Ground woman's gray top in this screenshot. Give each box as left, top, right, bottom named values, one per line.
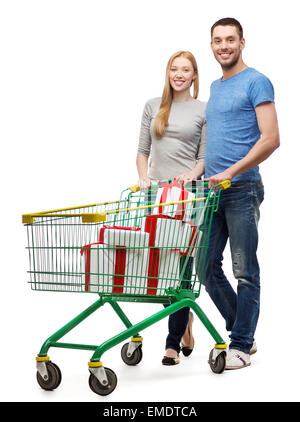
left=137, top=97, right=206, bottom=181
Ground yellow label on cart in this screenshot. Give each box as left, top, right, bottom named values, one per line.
left=22, top=215, right=35, bottom=224
left=88, top=361, right=103, bottom=368
left=81, top=213, right=106, bottom=223
left=129, top=185, right=140, bottom=193
left=215, top=344, right=227, bottom=349
left=36, top=356, right=50, bottom=362
left=220, top=180, right=231, bottom=190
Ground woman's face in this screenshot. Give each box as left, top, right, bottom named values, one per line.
left=169, top=57, right=195, bottom=93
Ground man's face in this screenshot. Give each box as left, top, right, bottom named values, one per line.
left=211, top=25, right=245, bottom=69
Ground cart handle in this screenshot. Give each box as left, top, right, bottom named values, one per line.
left=215, top=180, right=231, bottom=190
left=22, top=198, right=206, bottom=224
left=22, top=180, right=231, bottom=224
left=128, top=179, right=231, bottom=193
left=129, top=184, right=140, bottom=193
left=22, top=200, right=120, bottom=224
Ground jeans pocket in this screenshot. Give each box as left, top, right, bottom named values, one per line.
left=250, top=184, right=264, bottom=226
left=254, top=183, right=264, bottom=205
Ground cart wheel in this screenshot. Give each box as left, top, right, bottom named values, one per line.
left=36, top=361, right=62, bottom=390
left=208, top=349, right=226, bottom=374
left=121, top=342, right=143, bottom=366
left=89, top=367, right=117, bottom=396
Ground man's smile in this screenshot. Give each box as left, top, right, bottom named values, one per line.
left=219, top=52, right=232, bottom=59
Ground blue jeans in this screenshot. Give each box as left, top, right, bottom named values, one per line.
left=200, top=180, right=264, bottom=354
left=164, top=306, right=190, bottom=353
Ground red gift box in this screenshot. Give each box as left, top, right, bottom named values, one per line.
left=81, top=222, right=189, bottom=296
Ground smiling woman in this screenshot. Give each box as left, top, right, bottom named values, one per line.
left=169, top=57, right=196, bottom=98
left=136, top=51, right=205, bottom=189
left=153, top=51, right=199, bottom=140
left=135, top=50, right=207, bottom=365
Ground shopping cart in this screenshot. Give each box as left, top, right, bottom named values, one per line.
left=22, top=179, right=230, bottom=396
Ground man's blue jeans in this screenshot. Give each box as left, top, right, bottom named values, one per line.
left=200, top=180, right=264, bottom=354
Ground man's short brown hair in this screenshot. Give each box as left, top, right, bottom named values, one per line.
left=211, top=18, right=243, bottom=40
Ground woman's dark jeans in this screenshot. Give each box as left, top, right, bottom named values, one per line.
left=164, top=256, right=193, bottom=353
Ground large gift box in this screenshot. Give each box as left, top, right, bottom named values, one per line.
left=81, top=225, right=182, bottom=295
left=143, top=214, right=199, bottom=294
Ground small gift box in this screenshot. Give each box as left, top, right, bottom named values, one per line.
left=99, top=225, right=148, bottom=247
left=153, top=179, right=195, bottom=221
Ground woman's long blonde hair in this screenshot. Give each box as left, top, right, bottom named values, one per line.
left=153, top=51, right=199, bottom=139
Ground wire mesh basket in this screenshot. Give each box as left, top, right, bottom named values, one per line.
left=23, top=180, right=224, bottom=302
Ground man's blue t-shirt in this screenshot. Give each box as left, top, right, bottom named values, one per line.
left=205, top=67, right=275, bottom=182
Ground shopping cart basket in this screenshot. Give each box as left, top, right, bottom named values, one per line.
left=22, top=179, right=231, bottom=396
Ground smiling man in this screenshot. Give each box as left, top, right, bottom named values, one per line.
left=202, top=18, right=280, bottom=369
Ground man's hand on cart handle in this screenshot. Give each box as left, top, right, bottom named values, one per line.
left=204, top=170, right=233, bottom=190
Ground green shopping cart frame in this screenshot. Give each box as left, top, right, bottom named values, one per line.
left=22, top=179, right=230, bottom=396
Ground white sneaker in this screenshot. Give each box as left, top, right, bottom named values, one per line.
left=225, top=349, right=251, bottom=370
left=250, top=341, right=257, bottom=355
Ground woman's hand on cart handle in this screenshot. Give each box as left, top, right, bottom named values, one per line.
left=176, top=172, right=197, bottom=186
left=138, top=176, right=151, bottom=191
left=177, top=161, right=205, bottom=186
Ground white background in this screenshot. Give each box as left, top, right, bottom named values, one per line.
left=0, top=0, right=298, bottom=403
